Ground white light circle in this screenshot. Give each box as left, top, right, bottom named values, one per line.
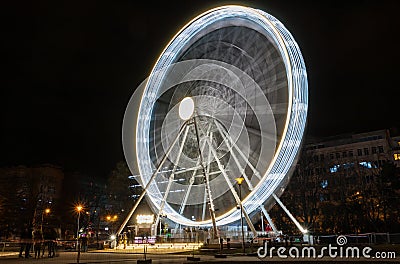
left=178, top=97, right=194, bottom=120
left=122, top=5, right=308, bottom=227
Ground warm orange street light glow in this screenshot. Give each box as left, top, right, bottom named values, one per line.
left=75, top=204, right=84, bottom=251
left=76, top=205, right=83, bottom=212
left=45, top=208, right=50, bottom=214
left=113, top=215, right=118, bottom=220
left=106, top=215, right=111, bottom=221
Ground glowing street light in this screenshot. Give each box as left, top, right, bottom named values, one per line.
left=41, top=208, right=51, bottom=233
left=235, top=177, right=245, bottom=185
left=75, top=204, right=84, bottom=251
left=235, top=177, right=245, bottom=254
left=106, top=214, right=118, bottom=237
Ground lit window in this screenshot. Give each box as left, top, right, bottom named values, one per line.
left=359, top=161, right=373, bottom=169
left=394, top=153, right=400, bottom=161
left=320, top=180, right=328, bottom=189
left=330, top=165, right=339, bottom=173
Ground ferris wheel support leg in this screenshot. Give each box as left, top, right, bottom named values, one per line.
left=116, top=121, right=189, bottom=236
left=199, top=124, right=258, bottom=238
left=174, top=123, right=211, bottom=231
left=193, top=116, right=219, bottom=239
left=260, top=206, right=278, bottom=234
left=214, top=120, right=253, bottom=190
left=155, top=125, right=190, bottom=229
left=214, top=119, right=262, bottom=180
left=201, top=187, right=207, bottom=221
left=177, top=123, right=212, bottom=216
left=202, top=130, right=215, bottom=225
left=272, top=193, right=307, bottom=234
left=173, top=123, right=212, bottom=232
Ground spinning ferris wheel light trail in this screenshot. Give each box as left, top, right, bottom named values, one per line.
left=119, top=5, right=308, bottom=238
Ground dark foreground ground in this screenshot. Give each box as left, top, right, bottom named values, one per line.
left=0, top=243, right=398, bottom=263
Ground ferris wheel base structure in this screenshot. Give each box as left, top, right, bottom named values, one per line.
left=119, top=5, right=308, bottom=238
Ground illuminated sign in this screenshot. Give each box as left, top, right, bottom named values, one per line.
left=136, top=214, right=154, bottom=224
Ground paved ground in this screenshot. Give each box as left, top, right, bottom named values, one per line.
left=0, top=250, right=398, bottom=263
left=0, top=244, right=398, bottom=263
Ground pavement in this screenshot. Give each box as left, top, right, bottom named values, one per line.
left=1, top=250, right=398, bottom=264
left=0, top=245, right=398, bottom=263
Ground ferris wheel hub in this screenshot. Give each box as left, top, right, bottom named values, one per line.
left=179, top=97, right=195, bottom=120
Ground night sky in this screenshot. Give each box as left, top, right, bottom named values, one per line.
left=2, top=0, right=399, bottom=179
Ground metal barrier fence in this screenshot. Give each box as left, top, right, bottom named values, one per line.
left=318, top=233, right=400, bottom=245
left=1, top=241, right=20, bottom=252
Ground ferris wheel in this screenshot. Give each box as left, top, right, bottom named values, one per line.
left=119, top=5, right=308, bottom=236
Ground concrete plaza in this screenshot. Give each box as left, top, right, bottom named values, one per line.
left=0, top=246, right=398, bottom=264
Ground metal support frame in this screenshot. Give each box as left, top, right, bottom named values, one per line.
left=214, top=120, right=253, bottom=190
left=214, top=120, right=261, bottom=180
left=154, top=125, right=190, bottom=229
left=178, top=123, right=211, bottom=215
left=272, top=193, right=307, bottom=234
left=119, top=114, right=305, bottom=239
left=260, top=205, right=278, bottom=234
left=215, top=119, right=304, bottom=236
left=201, top=187, right=207, bottom=221
left=197, top=121, right=258, bottom=237
left=203, top=130, right=214, bottom=226
left=173, top=123, right=210, bottom=233
left=116, top=121, right=188, bottom=235
left=193, top=116, right=219, bottom=238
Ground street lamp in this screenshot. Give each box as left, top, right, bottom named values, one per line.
left=41, top=208, right=51, bottom=233
left=106, top=214, right=118, bottom=248
left=106, top=215, right=118, bottom=232
left=76, top=205, right=83, bottom=250
left=235, top=177, right=245, bottom=254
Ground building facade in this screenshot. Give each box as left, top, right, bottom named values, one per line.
left=270, top=129, right=400, bottom=235
left=0, top=164, right=64, bottom=239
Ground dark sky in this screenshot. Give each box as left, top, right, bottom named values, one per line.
left=2, top=0, right=399, bottom=179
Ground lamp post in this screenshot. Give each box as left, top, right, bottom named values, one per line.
left=235, top=177, right=245, bottom=255
left=106, top=215, right=118, bottom=233
left=75, top=205, right=84, bottom=264
left=41, top=208, right=51, bottom=233
left=106, top=214, right=118, bottom=248
left=76, top=205, right=83, bottom=250
left=159, top=216, right=162, bottom=237
left=260, top=208, right=264, bottom=233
